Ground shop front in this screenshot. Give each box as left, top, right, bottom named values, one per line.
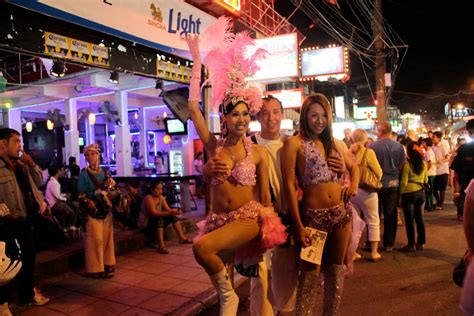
left=0, top=0, right=219, bottom=175
left=0, top=0, right=219, bottom=211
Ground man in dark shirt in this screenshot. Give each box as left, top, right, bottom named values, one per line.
left=369, top=122, right=406, bottom=252
left=451, top=119, right=474, bottom=221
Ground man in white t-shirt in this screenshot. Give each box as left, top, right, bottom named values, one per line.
left=249, top=96, right=292, bottom=315
left=45, top=164, right=76, bottom=230
left=432, top=131, right=451, bottom=210
left=422, top=137, right=437, bottom=211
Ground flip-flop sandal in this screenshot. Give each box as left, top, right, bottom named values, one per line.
left=84, top=272, right=113, bottom=279
left=179, top=239, right=193, bottom=244
left=353, top=252, right=363, bottom=261
left=367, top=256, right=382, bottom=262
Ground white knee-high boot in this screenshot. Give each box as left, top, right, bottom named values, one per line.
left=296, top=270, right=319, bottom=316
left=210, top=269, right=239, bottom=316
left=323, top=264, right=345, bottom=316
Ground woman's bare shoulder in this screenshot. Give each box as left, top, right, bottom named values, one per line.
left=284, top=135, right=302, bottom=147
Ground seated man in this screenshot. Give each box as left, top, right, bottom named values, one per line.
left=45, top=164, right=77, bottom=234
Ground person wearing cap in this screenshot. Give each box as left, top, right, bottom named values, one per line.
left=451, top=119, right=474, bottom=221
left=78, top=144, right=116, bottom=279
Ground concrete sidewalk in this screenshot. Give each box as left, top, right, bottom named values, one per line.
left=12, top=197, right=247, bottom=316
left=15, top=241, right=247, bottom=316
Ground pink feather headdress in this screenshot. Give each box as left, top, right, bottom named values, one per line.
left=201, top=17, right=267, bottom=115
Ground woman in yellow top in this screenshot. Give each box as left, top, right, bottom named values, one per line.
left=399, top=141, right=428, bottom=252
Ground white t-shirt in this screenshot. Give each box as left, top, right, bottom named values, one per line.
left=45, top=177, right=67, bottom=208
left=255, top=134, right=287, bottom=214
left=424, top=148, right=437, bottom=176
left=433, top=141, right=450, bottom=175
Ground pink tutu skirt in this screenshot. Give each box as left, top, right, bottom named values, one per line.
left=194, top=200, right=288, bottom=265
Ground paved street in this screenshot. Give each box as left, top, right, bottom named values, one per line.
left=201, top=193, right=467, bottom=316
left=13, top=193, right=467, bottom=316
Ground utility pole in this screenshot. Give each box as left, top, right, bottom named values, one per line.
left=374, top=0, right=387, bottom=122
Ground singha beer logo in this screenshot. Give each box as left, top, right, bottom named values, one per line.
left=0, top=240, right=22, bottom=286
left=149, top=3, right=166, bottom=30
left=150, top=3, right=163, bottom=22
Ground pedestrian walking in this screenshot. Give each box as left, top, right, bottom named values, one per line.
left=369, top=122, right=406, bottom=252
left=432, top=131, right=451, bottom=210
left=398, top=142, right=428, bottom=252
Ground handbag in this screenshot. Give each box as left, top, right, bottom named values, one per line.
left=358, top=148, right=382, bottom=192
left=453, top=250, right=469, bottom=287
left=82, top=169, right=112, bottom=220
left=408, top=180, right=432, bottom=195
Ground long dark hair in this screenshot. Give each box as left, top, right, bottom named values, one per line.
left=299, top=94, right=335, bottom=157
left=406, top=141, right=424, bottom=175
left=147, top=180, right=163, bottom=195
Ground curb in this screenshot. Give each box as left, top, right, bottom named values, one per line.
left=170, top=274, right=248, bottom=316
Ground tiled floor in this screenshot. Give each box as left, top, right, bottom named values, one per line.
left=11, top=198, right=240, bottom=315
left=15, top=242, right=219, bottom=315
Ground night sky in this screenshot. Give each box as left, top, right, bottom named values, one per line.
left=275, top=0, right=473, bottom=115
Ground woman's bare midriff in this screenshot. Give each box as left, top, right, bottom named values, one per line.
left=302, top=182, right=343, bottom=210
left=211, top=182, right=255, bottom=213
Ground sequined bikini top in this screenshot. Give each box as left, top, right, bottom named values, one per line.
left=300, top=139, right=340, bottom=189
left=211, top=137, right=257, bottom=187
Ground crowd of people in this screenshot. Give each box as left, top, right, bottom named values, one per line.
left=181, top=18, right=474, bottom=315
left=0, top=132, right=192, bottom=314
left=1, top=20, right=473, bottom=316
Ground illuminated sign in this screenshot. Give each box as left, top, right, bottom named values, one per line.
left=214, top=0, right=241, bottom=13
left=44, top=31, right=109, bottom=67
left=246, top=33, right=299, bottom=81
left=10, top=0, right=216, bottom=57
left=334, top=96, right=345, bottom=119
left=354, top=106, right=377, bottom=120
left=300, top=45, right=349, bottom=82
left=264, top=88, right=304, bottom=109
left=249, top=119, right=295, bottom=132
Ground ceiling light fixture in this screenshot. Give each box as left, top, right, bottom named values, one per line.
left=88, top=112, right=96, bottom=125
left=46, top=119, right=54, bottom=130
left=25, top=121, right=33, bottom=133
left=108, top=70, right=119, bottom=84
left=51, top=60, right=66, bottom=77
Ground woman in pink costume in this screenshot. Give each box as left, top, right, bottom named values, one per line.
left=282, top=94, right=359, bottom=315
left=186, top=18, right=287, bottom=316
